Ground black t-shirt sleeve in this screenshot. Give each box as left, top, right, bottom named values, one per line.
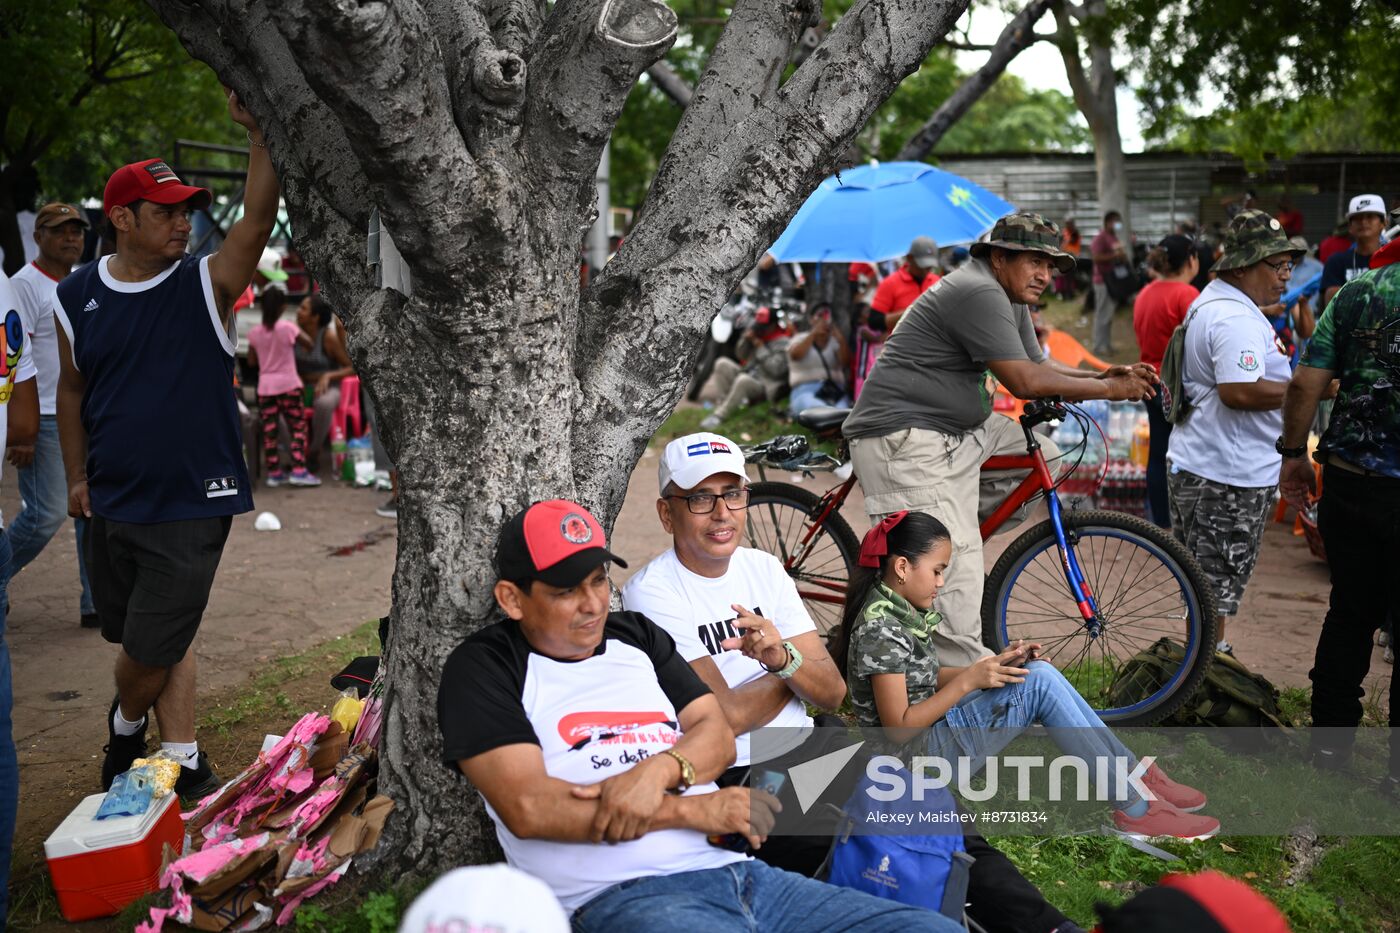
left=607, top=612, right=712, bottom=716
left=437, top=625, right=539, bottom=768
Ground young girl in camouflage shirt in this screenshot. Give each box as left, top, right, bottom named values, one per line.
left=831, top=510, right=1219, bottom=842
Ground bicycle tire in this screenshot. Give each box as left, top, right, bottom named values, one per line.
left=981, top=509, right=1218, bottom=726
left=745, top=481, right=861, bottom=640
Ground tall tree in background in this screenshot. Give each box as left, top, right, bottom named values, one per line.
left=146, top=0, right=971, bottom=872
left=0, top=0, right=234, bottom=273
left=1054, top=0, right=1131, bottom=242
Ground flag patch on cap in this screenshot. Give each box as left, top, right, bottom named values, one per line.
left=686, top=441, right=710, bottom=456
left=709, top=441, right=731, bottom=454
left=144, top=161, right=181, bottom=185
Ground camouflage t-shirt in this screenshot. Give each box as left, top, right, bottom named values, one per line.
left=1301, top=263, right=1400, bottom=477
left=847, top=583, right=942, bottom=731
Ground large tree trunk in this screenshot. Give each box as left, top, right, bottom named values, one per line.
left=147, top=0, right=969, bottom=876
left=1055, top=0, right=1131, bottom=244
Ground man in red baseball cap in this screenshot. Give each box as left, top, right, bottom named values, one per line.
left=436, top=499, right=961, bottom=932
left=51, top=88, right=281, bottom=801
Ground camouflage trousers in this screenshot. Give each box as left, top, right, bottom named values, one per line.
left=1167, top=468, right=1275, bottom=616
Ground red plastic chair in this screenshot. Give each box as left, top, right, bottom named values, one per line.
left=332, top=374, right=363, bottom=439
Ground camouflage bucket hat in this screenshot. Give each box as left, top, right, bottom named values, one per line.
left=969, top=212, right=1076, bottom=273
left=1214, top=209, right=1305, bottom=272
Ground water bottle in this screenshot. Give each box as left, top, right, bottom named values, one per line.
left=331, top=422, right=347, bottom=475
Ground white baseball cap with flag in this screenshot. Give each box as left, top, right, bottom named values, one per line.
left=1348, top=194, right=1386, bottom=219
left=659, top=432, right=748, bottom=494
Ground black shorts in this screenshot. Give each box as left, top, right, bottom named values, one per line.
left=86, top=514, right=233, bottom=667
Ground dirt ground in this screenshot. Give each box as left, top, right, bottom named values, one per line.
left=2, top=436, right=1390, bottom=928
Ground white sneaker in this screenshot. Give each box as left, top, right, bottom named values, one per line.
left=700, top=413, right=722, bottom=430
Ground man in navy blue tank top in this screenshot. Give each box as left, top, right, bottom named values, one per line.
left=52, top=90, right=280, bottom=800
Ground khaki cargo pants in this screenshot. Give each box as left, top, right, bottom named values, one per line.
left=849, top=414, right=1058, bottom=667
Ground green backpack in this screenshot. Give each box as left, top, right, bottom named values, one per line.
left=1107, top=637, right=1290, bottom=728
left=1158, top=298, right=1228, bottom=425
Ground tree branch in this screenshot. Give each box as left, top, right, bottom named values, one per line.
left=147, top=0, right=375, bottom=302
left=574, top=0, right=970, bottom=515
left=267, top=0, right=478, bottom=283
left=646, top=0, right=820, bottom=205
left=1053, top=0, right=1095, bottom=129
left=897, top=0, right=1056, bottom=161
left=941, top=40, right=995, bottom=52
left=521, top=0, right=677, bottom=191
left=646, top=60, right=694, bottom=108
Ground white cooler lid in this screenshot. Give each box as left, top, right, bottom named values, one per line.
left=44, top=791, right=178, bottom=860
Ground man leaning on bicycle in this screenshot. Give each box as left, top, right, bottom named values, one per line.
left=842, top=212, right=1157, bottom=667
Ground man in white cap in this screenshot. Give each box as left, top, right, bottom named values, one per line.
left=6, top=203, right=96, bottom=627
left=1321, top=194, right=1387, bottom=310
left=622, top=432, right=849, bottom=873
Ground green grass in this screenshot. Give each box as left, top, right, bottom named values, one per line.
left=200, top=618, right=380, bottom=736
left=655, top=400, right=843, bottom=459
left=989, top=834, right=1400, bottom=932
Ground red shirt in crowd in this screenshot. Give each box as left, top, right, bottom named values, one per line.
left=1275, top=209, right=1304, bottom=237
left=1090, top=229, right=1119, bottom=284
left=1133, top=279, right=1199, bottom=371
left=869, top=263, right=938, bottom=314
left=848, top=262, right=879, bottom=282
left=1318, top=234, right=1353, bottom=264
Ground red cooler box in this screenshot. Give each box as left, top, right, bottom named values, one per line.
left=44, top=791, right=184, bottom=921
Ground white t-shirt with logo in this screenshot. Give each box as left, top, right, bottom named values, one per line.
left=1, top=271, right=40, bottom=525
left=437, top=614, right=744, bottom=913
left=1167, top=278, right=1292, bottom=488
left=622, top=547, right=816, bottom=767
left=10, top=262, right=60, bottom=415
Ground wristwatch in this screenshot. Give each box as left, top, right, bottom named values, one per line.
left=1275, top=437, right=1307, bottom=459
left=662, top=749, right=695, bottom=793
left=762, top=640, right=804, bottom=680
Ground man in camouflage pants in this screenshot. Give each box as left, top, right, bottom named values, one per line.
left=1279, top=207, right=1400, bottom=788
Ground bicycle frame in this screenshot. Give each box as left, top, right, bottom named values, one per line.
left=981, top=411, right=1103, bottom=632
left=761, top=401, right=1103, bottom=630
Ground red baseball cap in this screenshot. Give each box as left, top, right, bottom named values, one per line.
left=103, top=158, right=212, bottom=217
left=497, top=500, right=628, bottom=587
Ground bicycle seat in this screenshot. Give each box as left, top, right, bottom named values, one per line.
left=795, top=406, right=852, bottom=434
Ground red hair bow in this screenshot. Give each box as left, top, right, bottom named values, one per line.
left=858, top=510, right=909, bottom=568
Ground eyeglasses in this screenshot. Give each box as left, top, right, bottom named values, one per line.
left=666, top=488, right=751, bottom=514
left=1261, top=257, right=1295, bottom=275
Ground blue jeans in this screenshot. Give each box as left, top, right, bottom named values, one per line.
left=571, top=860, right=962, bottom=933
left=0, top=530, right=18, bottom=927
left=930, top=660, right=1145, bottom=810
left=788, top=381, right=850, bottom=417
left=8, top=415, right=93, bottom=614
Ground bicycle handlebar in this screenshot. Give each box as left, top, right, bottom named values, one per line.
left=1020, top=397, right=1068, bottom=429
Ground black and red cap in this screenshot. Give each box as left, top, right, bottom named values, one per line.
left=497, top=499, right=628, bottom=587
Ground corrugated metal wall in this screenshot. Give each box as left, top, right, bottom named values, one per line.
left=936, top=152, right=1400, bottom=244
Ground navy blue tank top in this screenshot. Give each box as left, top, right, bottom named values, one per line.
left=54, top=255, right=253, bottom=523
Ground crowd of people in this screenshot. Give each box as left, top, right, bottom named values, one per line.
left=0, top=83, right=1393, bottom=930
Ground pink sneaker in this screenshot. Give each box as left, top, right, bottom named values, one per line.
left=1112, top=798, right=1220, bottom=843
left=1144, top=763, right=1207, bottom=813
left=288, top=468, right=322, bottom=487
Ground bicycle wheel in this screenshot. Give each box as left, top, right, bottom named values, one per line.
left=981, top=509, right=1218, bottom=725
left=745, top=481, right=861, bottom=639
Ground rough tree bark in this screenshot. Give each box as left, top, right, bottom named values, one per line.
left=146, top=0, right=969, bottom=876
left=1055, top=0, right=1131, bottom=241
left=896, top=0, right=1055, bottom=160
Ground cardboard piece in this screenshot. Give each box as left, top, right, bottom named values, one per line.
left=139, top=712, right=389, bottom=932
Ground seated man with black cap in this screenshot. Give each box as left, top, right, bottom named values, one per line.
left=437, top=499, right=960, bottom=933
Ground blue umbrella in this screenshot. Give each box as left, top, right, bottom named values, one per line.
left=769, top=161, right=1015, bottom=263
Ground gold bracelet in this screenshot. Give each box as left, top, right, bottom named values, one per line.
left=246, top=131, right=267, bottom=148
